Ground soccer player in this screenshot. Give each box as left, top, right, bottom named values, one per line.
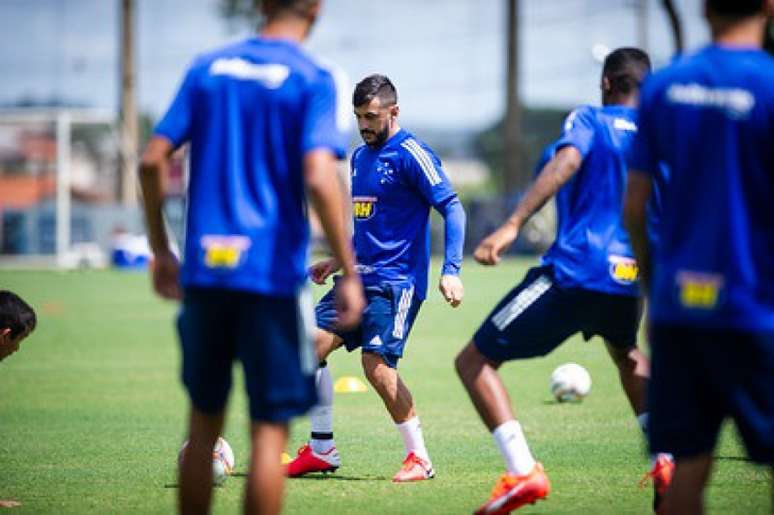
left=455, top=48, right=666, bottom=514
left=0, top=290, right=36, bottom=363
left=624, top=1, right=774, bottom=513
left=138, top=1, right=365, bottom=513
left=287, top=74, right=466, bottom=482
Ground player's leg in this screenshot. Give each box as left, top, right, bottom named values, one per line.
left=660, top=454, right=713, bottom=515
left=176, top=288, right=235, bottom=514
left=457, top=267, right=578, bottom=513
left=604, top=342, right=649, bottom=416
left=245, top=421, right=289, bottom=515
left=179, top=408, right=226, bottom=515
left=238, top=290, right=317, bottom=512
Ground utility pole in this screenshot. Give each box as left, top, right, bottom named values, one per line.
left=504, top=0, right=522, bottom=194
left=119, top=0, right=138, bottom=205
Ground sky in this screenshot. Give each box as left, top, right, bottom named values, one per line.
left=0, top=0, right=710, bottom=130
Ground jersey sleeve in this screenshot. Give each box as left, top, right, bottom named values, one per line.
left=555, top=106, right=596, bottom=159
left=627, top=81, right=660, bottom=176
left=399, top=138, right=456, bottom=208
left=302, top=69, right=349, bottom=159
left=154, top=61, right=200, bottom=148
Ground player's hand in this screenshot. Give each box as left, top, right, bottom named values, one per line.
left=308, top=258, right=340, bottom=285
left=334, top=273, right=365, bottom=330
left=439, top=274, right=464, bottom=308
left=151, top=250, right=182, bottom=301
left=473, top=222, right=519, bottom=266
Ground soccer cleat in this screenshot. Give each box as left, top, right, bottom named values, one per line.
left=474, top=463, right=550, bottom=515
left=286, top=443, right=340, bottom=477
left=392, top=452, right=435, bottom=482
left=640, top=454, right=675, bottom=514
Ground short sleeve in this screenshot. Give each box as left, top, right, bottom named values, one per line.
left=154, top=62, right=199, bottom=148
left=555, top=106, right=596, bottom=159
left=302, top=69, right=349, bottom=159
left=399, top=138, right=456, bottom=208
left=627, top=80, right=659, bottom=176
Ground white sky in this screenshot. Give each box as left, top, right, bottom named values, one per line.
left=0, top=0, right=710, bottom=130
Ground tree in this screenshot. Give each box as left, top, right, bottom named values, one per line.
left=219, top=0, right=261, bottom=29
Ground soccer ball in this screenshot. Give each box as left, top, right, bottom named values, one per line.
left=178, top=436, right=235, bottom=486
left=550, top=363, right=591, bottom=402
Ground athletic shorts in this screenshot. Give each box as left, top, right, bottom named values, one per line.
left=474, top=265, right=641, bottom=362
left=177, top=287, right=317, bottom=423
left=648, top=324, right=774, bottom=465
left=315, top=278, right=422, bottom=368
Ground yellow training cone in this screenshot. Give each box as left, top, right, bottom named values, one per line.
left=281, top=452, right=291, bottom=465
left=334, top=376, right=368, bottom=393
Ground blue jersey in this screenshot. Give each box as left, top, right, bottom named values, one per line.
left=540, top=105, right=641, bottom=296
left=629, top=45, right=774, bottom=331
left=350, top=129, right=460, bottom=300
left=154, top=38, right=349, bottom=296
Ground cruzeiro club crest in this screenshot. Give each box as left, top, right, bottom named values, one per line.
left=353, top=196, right=377, bottom=220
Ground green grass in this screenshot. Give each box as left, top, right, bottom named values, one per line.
left=0, top=259, right=770, bottom=514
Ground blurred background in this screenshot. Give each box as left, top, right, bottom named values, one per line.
left=0, top=0, right=771, bottom=269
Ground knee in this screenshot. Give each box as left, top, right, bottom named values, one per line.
left=455, top=341, right=487, bottom=384
left=361, top=352, right=387, bottom=385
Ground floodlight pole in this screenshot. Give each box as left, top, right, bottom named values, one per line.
left=119, top=0, right=138, bottom=206
left=56, top=111, right=72, bottom=265
left=504, top=0, right=523, bottom=194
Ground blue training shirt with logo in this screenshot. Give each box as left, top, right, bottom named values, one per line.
left=540, top=104, right=641, bottom=296
left=350, top=129, right=461, bottom=300
left=154, top=37, right=349, bottom=296
left=629, top=44, right=774, bottom=331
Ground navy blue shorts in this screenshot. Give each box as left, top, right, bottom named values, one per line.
left=474, top=266, right=641, bottom=362
left=648, top=324, right=774, bottom=465
left=177, top=287, right=317, bottom=423
left=315, top=278, right=422, bottom=368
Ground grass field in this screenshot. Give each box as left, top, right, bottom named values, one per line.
left=0, top=258, right=770, bottom=514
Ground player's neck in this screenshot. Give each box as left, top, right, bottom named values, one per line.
left=711, top=15, right=765, bottom=49
left=260, top=17, right=311, bottom=43
left=388, top=123, right=402, bottom=142
left=603, top=94, right=637, bottom=109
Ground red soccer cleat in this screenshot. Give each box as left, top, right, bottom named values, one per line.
left=392, top=452, right=435, bottom=482
left=640, top=454, right=675, bottom=513
left=474, top=463, right=550, bottom=514
left=286, top=443, right=340, bottom=477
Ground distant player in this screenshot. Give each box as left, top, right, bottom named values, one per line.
left=0, top=290, right=36, bottom=363
left=455, top=48, right=670, bottom=514
left=287, top=74, right=466, bottom=482
left=625, top=1, right=774, bottom=513
left=138, top=1, right=364, bottom=513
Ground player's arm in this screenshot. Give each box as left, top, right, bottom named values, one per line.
left=139, top=136, right=181, bottom=300
left=435, top=196, right=466, bottom=307
left=474, top=146, right=582, bottom=265
left=304, top=149, right=364, bottom=328
left=624, top=170, right=653, bottom=291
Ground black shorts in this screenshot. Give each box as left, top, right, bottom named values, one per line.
left=648, top=324, right=774, bottom=465
left=473, top=266, right=642, bottom=362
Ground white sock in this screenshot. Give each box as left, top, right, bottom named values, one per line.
left=396, top=416, right=430, bottom=463
left=310, top=365, right=335, bottom=454
left=492, top=420, right=536, bottom=476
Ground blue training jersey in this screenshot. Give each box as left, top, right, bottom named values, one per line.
left=540, top=105, right=641, bottom=296
left=629, top=44, right=774, bottom=331
left=154, top=37, right=349, bottom=296
left=350, top=129, right=459, bottom=300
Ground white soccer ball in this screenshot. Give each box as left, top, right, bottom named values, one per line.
left=178, top=436, right=235, bottom=486
left=550, top=363, right=591, bottom=402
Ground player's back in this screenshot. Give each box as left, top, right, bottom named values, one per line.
left=543, top=105, right=640, bottom=296
left=638, top=45, right=774, bottom=330
left=155, top=38, right=346, bottom=296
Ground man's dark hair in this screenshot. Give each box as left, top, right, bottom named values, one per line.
left=262, top=0, right=318, bottom=18
left=706, top=0, right=765, bottom=17
left=353, top=74, right=398, bottom=108
left=602, top=47, right=652, bottom=96
left=0, top=291, right=36, bottom=339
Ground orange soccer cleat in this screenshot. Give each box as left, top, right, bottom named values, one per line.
left=286, top=444, right=340, bottom=477
left=474, top=463, right=550, bottom=515
left=392, top=452, right=435, bottom=482
left=640, top=453, right=675, bottom=513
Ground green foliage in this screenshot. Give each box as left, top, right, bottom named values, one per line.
left=0, top=264, right=769, bottom=513
left=218, top=0, right=261, bottom=30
